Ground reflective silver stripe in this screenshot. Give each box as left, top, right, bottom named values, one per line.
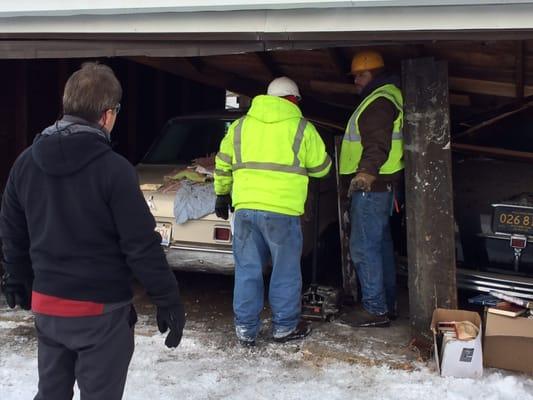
left=233, top=162, right=307, bottom=176
left=216, top=152, right=232, bottom=164
left=344, top=134, right=361, bottom=143
left=215, top=169, right=232, bottom=177
left=233, top=117, right=245, bottom=164
left=346, top=112, right=358, bottom=141
left=292, top=119, right=308, bottom=167
left=232, top=117, right=309, bottom=176
left=307, top=155, right=332, bottom=174
left=392, top=131, right=403, bottom=140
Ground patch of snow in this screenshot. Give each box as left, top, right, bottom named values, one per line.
left=2, top=329, right=533, bottom=400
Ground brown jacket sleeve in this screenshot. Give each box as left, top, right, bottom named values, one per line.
left=357, top=97, right=398, bottom=177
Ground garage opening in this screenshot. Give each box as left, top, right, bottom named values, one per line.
left=2, top=36, right=533, bottom=341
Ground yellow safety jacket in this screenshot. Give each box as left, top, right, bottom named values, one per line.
left=339, top=83, right=404, bottom=175
left=214, top=95, right=332, bottom=216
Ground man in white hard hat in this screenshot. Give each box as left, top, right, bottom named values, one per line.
left=214, top=77, right=332, bottom=346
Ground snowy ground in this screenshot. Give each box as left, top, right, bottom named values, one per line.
left=1, top=274, right=533, bottom=400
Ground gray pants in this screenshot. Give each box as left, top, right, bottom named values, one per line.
left=34, top=305, right=136, bottom=400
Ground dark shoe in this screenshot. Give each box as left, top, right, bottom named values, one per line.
left=273, top=321, right=312, bottom=343
left=387, top=312, right=398, bottom=321
left=238, top=338, right=256, bottom=347
left=339, top=307, right=390, bottom=328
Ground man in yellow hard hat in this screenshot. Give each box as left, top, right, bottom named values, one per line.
left=338, top=50, right=404, bottom=327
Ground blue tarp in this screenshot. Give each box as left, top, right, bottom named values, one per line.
left=173, top=181, right=216, bottom=224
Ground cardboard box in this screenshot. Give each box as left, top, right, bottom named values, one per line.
left=431, top=308, right=483, bottom=378
left=484, top=312, right=533, bottom=374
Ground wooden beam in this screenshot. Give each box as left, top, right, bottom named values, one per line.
left=128, top=56, right=264, bottom=98
left=327, top=48, right=351, bottom=79
left=255, top=52, right=282, bottom=79
left=310, top=80, right=357, bottom=95
left=449, top=93, right=471, bottom=107
left=449, top=76, right=533, bottom=98
left=128, top=56, right=349, bottom=123
left=454, top=101, right=533, bottom=140
left=402, top=57, right=457, bottom=345
left=452, top=143, right=533, bottom=164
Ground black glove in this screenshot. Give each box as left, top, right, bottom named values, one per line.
left=1, top=272, right=32, bottom=310
left=156, top=303, right=186, bottom=348
left=215, top=194, right=232, bottom=220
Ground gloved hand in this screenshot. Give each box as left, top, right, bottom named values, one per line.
left=215, top=194, right=232, bottom=220
left=348, top=172, right=376, bottom=196
left=1, top=273, right=32, bottom=310
left=156, top=303, right=186, bottom=348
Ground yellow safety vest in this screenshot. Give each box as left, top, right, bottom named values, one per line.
left=214, top=95, right=331, bottom=216
left=339, top=83, right=404, bottom=175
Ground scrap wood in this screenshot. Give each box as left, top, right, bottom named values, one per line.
left=140, top=183, right=163, bottom=191
left=193, top=154, right=216, bottom=170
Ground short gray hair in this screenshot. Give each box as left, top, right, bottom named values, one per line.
left=62, top=62, right=122, bottom=123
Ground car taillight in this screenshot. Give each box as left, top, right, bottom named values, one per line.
left=510, top=235, right=527, bottom=249
left=214, top=226, right=232, bottom=242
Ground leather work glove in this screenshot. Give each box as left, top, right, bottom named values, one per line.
left=156, top=303, right=186, bottom=348
left=1, top=272, right=32, bottom=310
left=348, top=172, right=376, bottom=196
left=215, top=194, right=232, bottom=220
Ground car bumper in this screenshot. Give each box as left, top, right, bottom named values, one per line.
left=163, top=243, right=234, bottom=274
left=457, top=268, right=533, bottom=300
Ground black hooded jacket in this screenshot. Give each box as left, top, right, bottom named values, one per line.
left=0, top=116, right=179, bottom=307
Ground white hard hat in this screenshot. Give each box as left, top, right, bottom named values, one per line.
left=267, top=77, right=301, bottom=100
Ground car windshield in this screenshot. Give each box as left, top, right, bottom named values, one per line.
left=142, top=118, right=234, bottom=164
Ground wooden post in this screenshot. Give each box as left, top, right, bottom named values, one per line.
left=402, top=58, right=457, bottom=345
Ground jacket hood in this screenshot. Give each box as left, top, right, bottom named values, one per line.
left=246, top=95, right=302, bottom=124
left=360, top=73, right=401, bottom=99
left=31, top=115, right=112, bottom=176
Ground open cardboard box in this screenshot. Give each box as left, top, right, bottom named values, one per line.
left=484, top=312, right=533, bottom=374
left=431, top=308, right=483, bottom=378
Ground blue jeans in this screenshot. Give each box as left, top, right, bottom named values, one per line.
left=232, top=209, right=303, bottom=340
left=349, top=191, right=397, bottom=315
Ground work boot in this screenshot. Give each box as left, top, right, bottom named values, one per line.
left=238, top=338, right=256, bottom=347
left=273, top=321, right=312, bottom=343
left=339, top=307, right=390, bottom=328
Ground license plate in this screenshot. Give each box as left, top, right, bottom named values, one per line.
left=492, top=205, right=533, bottom=236
left=155, top=222, right=172, bottom=246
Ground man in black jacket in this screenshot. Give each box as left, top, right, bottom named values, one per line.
left=0, top=63, right=185, bottom=400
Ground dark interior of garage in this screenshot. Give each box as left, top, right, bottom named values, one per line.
left=2, top=39, right=533, bottom=341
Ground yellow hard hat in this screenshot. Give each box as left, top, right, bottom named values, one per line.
left=350, top=50, right=384, bottom=74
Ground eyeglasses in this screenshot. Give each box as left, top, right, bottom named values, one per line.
left=113, top=103, right=121, bottom=115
